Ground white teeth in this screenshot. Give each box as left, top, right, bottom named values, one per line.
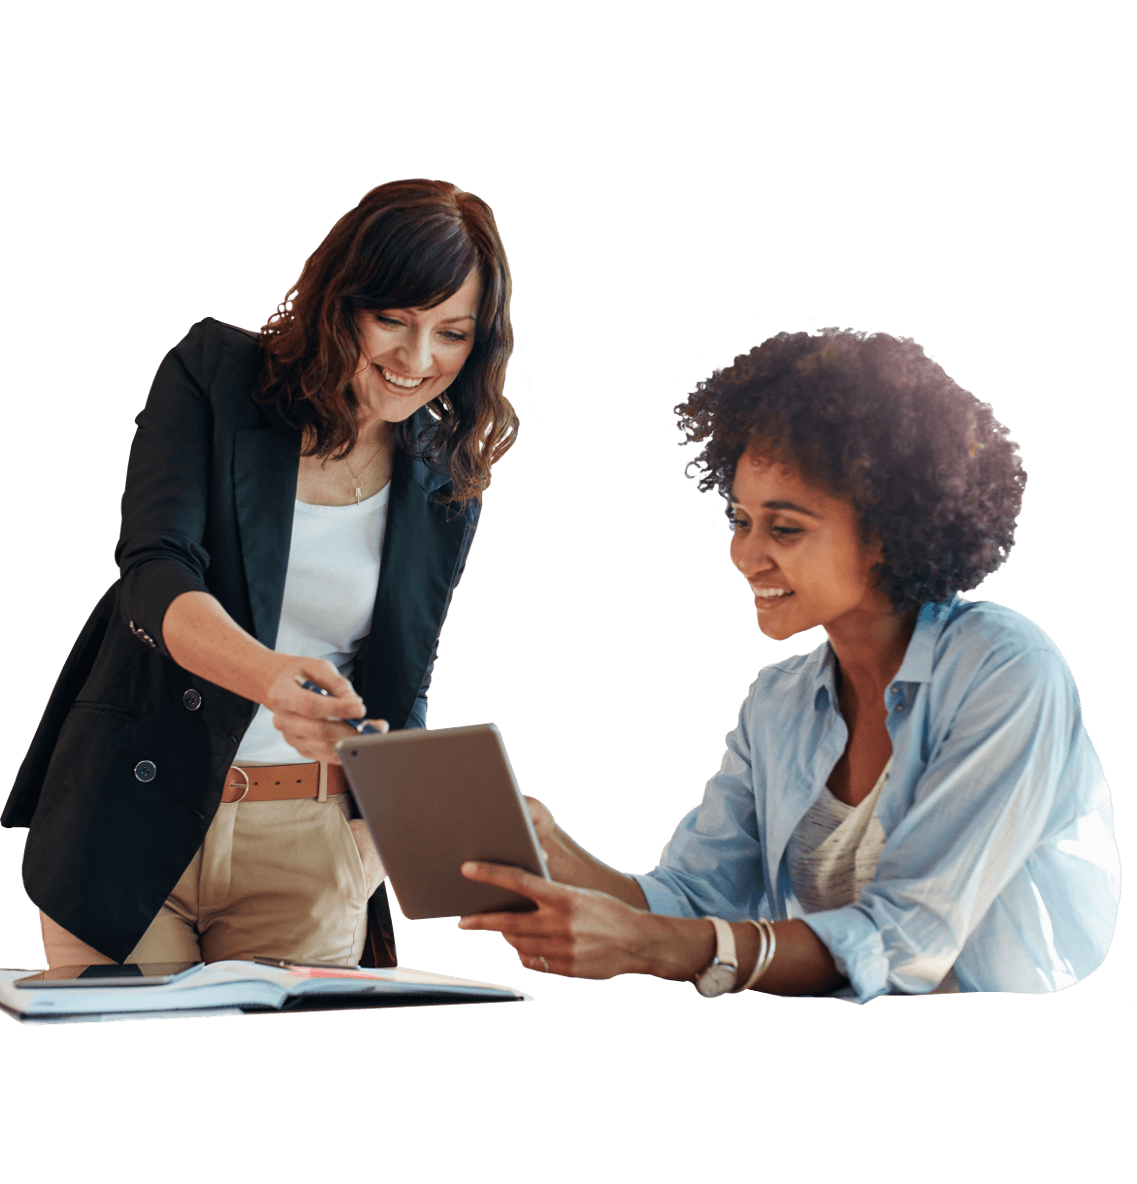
left=381, top=367, right=425, bottom=389
left=754, top=588, right=792, bottom=598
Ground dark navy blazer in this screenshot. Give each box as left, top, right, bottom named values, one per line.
left=2, top=319, right=479, bottom=964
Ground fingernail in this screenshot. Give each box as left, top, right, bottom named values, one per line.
left=457, top=918, right=468, bottom=929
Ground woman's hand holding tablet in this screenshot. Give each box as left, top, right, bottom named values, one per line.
left=458, top=797, right=703, bottom=981
left=454, top=861, right=667, bottom=980
left=339, top=726, right=734, bottom=983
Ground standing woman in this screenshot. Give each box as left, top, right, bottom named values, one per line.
left=3, top=179, right=516, bottom=969
left=460, top=330, right=1119, bottom=999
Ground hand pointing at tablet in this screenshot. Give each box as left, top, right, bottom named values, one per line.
left=263, top=657, right=388, bottom=763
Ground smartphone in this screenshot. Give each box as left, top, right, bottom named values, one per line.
left=14, top=962, right=204, bottom=989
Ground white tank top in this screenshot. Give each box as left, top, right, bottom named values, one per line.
left=234, top=484, right=391, bottom=764
left=787, top=756, right=959, bottom=992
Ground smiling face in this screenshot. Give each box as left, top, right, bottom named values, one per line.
left=350, top=269, right=482, bottom=424
left=729, top=447, right=890, bottom=642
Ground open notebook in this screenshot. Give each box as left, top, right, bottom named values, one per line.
left=0, top=960, right=526, bottom=1024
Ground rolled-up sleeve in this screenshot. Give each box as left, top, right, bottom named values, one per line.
left=635, top=702, right=767, bottom=922
left=804, top=645, right=1098, bottom=1001
left=114, top=330, right=217, bottom=659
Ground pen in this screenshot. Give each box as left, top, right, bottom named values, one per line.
left=253, top=955, right=361, bottom=971
left=295, top=676, right=381, bottom=734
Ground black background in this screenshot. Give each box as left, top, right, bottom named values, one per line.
left=0, top=164, right=1118, bottom=1018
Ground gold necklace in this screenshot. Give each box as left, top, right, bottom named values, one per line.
left=343, top=443, right=384, bottom=505
left=307, top=421, right=388, bottom=504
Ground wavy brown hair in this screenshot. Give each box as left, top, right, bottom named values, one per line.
left=257, top=179, right=516, bottom=503
left=676, top=330, right=1026, bottom=613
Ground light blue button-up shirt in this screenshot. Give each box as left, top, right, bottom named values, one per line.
left=632, top=596, right=1120, bottom=1002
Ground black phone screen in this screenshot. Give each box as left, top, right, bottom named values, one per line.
left=14, top=962, right=203, bottom=988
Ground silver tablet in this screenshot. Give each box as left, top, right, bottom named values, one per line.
left=336, top=724, right=550, bottom=919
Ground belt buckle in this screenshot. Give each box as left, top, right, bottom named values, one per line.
left=227, top=766, right=251, bottom=803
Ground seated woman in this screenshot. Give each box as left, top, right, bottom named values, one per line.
left=460, top=329, right=1120, bottom=1000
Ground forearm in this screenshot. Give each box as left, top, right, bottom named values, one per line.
left=635, top=915, right=844, bottom=995
left=545, top=825, right=648, bottom=909
left=162, top=590, right=288, bottom=705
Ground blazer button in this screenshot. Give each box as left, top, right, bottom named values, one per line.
left=183, top=688, right=202, bottom=711
left=134, top=760, right=157, bottom=782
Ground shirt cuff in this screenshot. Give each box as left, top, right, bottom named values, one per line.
left=801, top=906, right=891, bottom=1003
left=631, top=872, right=698, bottom=917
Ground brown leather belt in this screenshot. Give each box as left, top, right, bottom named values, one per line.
left=221, top=762, right=348, bottom=804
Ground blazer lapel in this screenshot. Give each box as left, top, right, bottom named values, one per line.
left=233, top=426, right=301, bottom=648
left=359, top=448, right=470, bottom=729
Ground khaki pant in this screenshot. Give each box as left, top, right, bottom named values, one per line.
left=42, top=791, right=385, bottom=969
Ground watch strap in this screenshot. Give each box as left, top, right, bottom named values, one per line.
left=691, top=914, right=739, bottom=989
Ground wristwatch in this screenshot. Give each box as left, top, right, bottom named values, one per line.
left=693, top=917, right=738, bottom=998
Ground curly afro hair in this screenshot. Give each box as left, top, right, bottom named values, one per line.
left=675, top=329, right=1027, bottom=613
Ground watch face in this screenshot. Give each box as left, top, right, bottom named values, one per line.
left=695, top=963, right=736, bottom=998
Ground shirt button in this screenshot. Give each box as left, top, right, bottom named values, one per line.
left=183, top=688, right=202, bottom=711
left=134, top=760, right=157, bottom=782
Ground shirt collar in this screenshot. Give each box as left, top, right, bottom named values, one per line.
left=892, top=595, right=961, bottom=684
left=805, top=593, right=961, bottom=697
